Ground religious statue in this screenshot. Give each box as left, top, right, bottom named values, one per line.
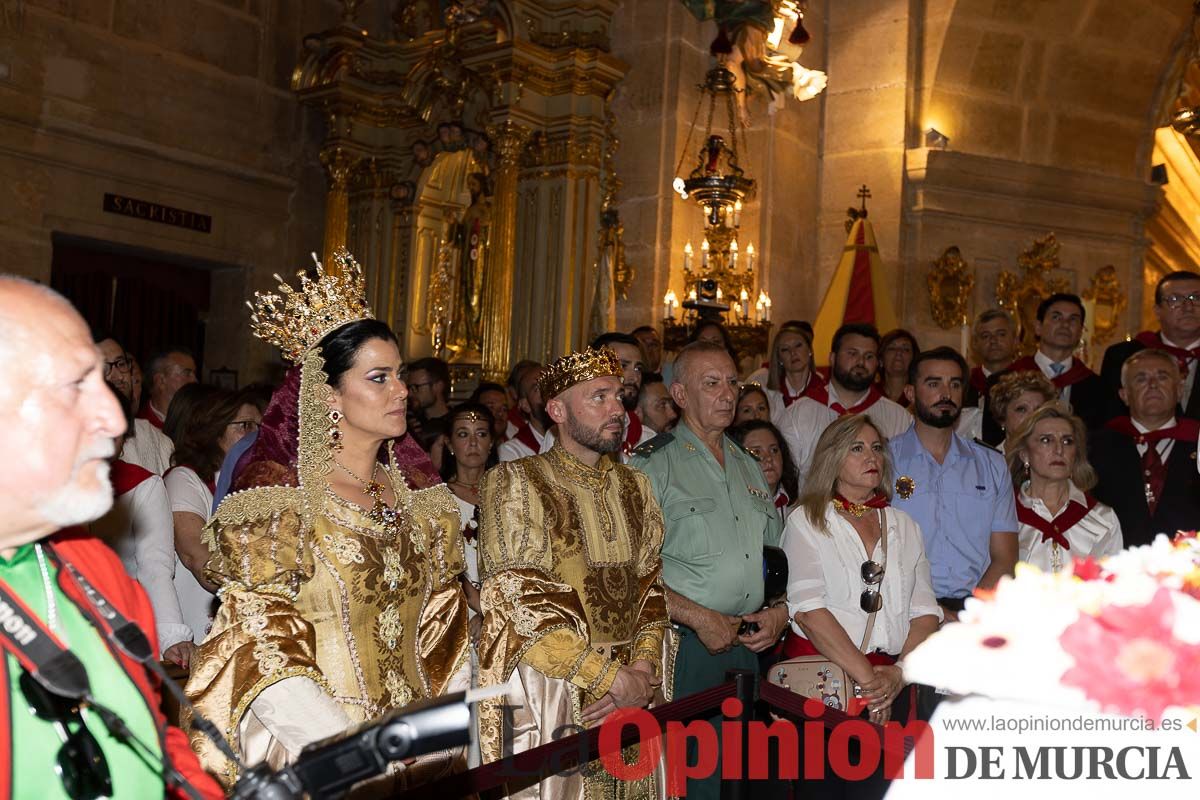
left=447, top=171, right=491, bottom=361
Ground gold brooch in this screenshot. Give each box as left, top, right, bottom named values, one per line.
left=895, top=476, right=915, bottom=500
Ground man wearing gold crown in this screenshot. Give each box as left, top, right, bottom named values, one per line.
left=476, top=348, right=670, bottom=799
left=183, top=250, right=470, bottom=792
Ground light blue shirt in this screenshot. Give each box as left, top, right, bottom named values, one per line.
left=888, top=426, right=1017, bottom=599
left=212, top=430, right=257, bottom=512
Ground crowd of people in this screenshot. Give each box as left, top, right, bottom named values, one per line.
left=1, top=263, right=1198, bottom=798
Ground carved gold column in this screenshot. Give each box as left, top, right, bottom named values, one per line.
left=320, top=146, right=358, bottom=268
left=481, top=122, right=531, bottom=382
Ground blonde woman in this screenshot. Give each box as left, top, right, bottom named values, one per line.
left=781, top=414, right=940, bottom=797
left=764, top=323, right=826, bottom=417
left=781, top=414, right=940, bottom=712
left=1005, top=403, right=1122, bottom=573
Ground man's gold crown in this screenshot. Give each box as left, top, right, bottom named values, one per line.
left=247, top=249, right=374, bottom=363
left=538, top=347, right=623, bottom=400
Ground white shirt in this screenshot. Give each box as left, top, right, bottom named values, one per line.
left=163, top=466, right=218, bottom=644
left=765, top=374, right=816, bottom=425
left=497, top=425, right=555, bottom=462
left=1016, top=482, right=1123, bottom=573
left=782, top=504, right=942, bottom=655
left=776, top=384, right=913, bottom=486
left=1033, top=350, right=1075, bottom=406
left=1161, top=334, right=1200, bottom=408
left=956, top=406, right=984, bottom=442
left=91, top=474, right=191, bottom=652
left=120, top=418, right=174, bottom=475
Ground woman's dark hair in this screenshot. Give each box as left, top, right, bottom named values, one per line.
left=470, top=382, right=507, bottom=402
left=316, top=319, right=399, bottom=388
left=166, top=383, right=242, bottom=483
left=727, top=419, right=799, bottom=503
left=439, top=401, right=500, bottom=481
left=688, top=320, right=738, bottom=362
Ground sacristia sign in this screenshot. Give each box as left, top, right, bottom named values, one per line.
left=102, top=193, right=212, bottom=233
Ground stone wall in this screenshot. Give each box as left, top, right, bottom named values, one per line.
left=611, top=0, right=1195, bottom=364
left=0, top=0, right=340, bottom=381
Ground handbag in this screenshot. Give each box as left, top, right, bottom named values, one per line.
left=767, top=508, right=887, bottom=713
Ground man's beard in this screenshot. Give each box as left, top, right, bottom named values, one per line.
left=565, top=411, right=624, bottom=455
left=619, top=385, right=639, bottom=412
left=35, top=441, right=117, bottom=527
left=833, top=364, right=874, bottom=393
left=915, top=398, right=960, bottom=429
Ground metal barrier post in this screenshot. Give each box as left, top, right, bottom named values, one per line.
left=721, top=669, right=758, bottom=800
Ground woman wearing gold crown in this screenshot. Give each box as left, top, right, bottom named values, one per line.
left=183, top=250, right=469, bottom=791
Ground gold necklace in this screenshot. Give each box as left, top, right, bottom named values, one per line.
left=451, top=475, right=480, bottom=493
left=336, top=460, right=398, bottom=528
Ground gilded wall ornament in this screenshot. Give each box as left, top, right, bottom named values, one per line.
left=1082, top=265, right=1127, bottom=346
left=995, top=233, right=1069, bottom=357
left=927, top=246, right=974, bottom=329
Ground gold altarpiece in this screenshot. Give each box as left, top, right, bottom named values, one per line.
left=292, top=1, right=626, bottom=383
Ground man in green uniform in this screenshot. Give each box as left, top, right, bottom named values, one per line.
left=630, top=340, right=787, bottom=798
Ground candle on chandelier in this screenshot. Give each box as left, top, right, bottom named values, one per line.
left=663, top=290, right=678, bottom=320
left=755, top=298, right=765, bottom=323
left=716, top=287, right=723, bottom=302
left=688, top=288, right=698, bottom=302
left=746, top=243, right=756, bottom=272
left=730, top=239, right=739, bottom=270
left=740, top=288, right=750, bottom=320
left=764, top=292, right=772, bottom=322
left=733, top=200, right=742, bottom=227
left=683, top=242, right=693, bottom=272
left=700, top=239, right=710, bottom=269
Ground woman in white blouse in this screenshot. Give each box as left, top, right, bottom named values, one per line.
left=1005, top=403, right=1122, bottom=572
left=781, top=413, right=941, bottom=728
left=163, top=384, right=262, bottom=644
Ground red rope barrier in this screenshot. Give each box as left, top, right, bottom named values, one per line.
left=398, top=678, right=913, bottom=797
left=397, top=682, right=736, bottom=798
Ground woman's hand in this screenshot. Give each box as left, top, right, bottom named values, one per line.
left=163, top=641, right=196, bottom=670
left=860, top=664, right=904, bottom=711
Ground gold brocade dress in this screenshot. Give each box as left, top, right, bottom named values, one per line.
left=184, top=465, right=469, bottom=789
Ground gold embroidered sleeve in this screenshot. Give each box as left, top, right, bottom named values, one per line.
left=476, top=464, right=618, bottom=698
left=412, top=485, right=470, bottom=697
left=631, top=472, right=670, bottom=672
left=184, top=495, right=326, bottom=786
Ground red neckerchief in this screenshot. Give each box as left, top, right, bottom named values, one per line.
left=512, top=421, right=542, bottom=455
left=774, top=489, right=790, bottom=510
left=1015, top=490, right=1097, bottom=550
left=832, top=492, right=889, bottom=516
left=829, top=384, right=884, bottom=416
left=111, top=460, right=154, bottom=497
left=164, top=464, right=216, bottom=495
left=969, top=366, right=990, bottom=398
left=1008, top=355, right=1094, bottom=389
left=622, top=410, right=644, bottom=456
left=1104, top=416, right=1200, bottom=446
left=1134, top=331, right=1200, bottom=374
left=781, top=373, right=829, bottom=407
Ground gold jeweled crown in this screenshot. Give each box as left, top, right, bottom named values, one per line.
left=247, top=248, right=374, bottom=363
left=538, top=347, right=623, bottom=400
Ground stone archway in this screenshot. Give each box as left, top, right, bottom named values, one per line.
left=901, top=0, right=1195, bottom=350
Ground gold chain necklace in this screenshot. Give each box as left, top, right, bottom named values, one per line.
left=336, top=460, right=398, bottom=528
left=450, top=475, right=480, bottom=493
